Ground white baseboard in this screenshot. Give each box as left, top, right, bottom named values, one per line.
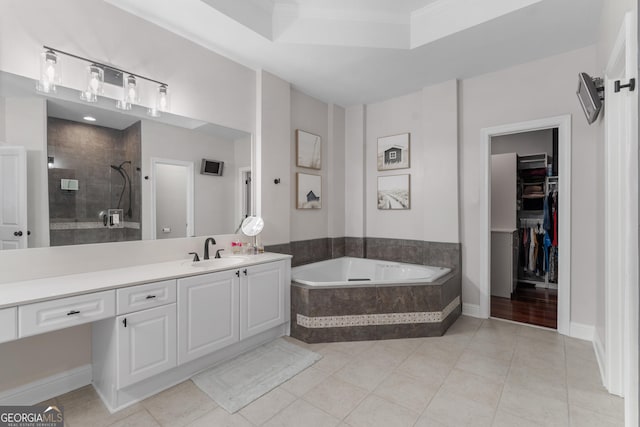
left=569, top=322, right=594, bottom=341
left=462, top=303, right=482, bottom=318
left=0, top=364, right=91, bottom=405
left=593, top=330, right=607, bottom=387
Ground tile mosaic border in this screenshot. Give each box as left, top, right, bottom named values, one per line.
left=297, top=296, right=460, bottom=329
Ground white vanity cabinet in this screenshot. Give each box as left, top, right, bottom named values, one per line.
left=117, top=304, right=177, bottom=388
left=92, top=280, right=177, bottom=400
left=177, top=269, right=240, bottom=365
left=240, top=260, right=287, bottom=340
left=0, top=307, right=17, bottom=344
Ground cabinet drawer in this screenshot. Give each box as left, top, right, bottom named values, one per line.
left=117, top=280, right=176, bottom=315
left=19, top=290, right=115, bottom=338
left=0, top=307, right=17, bottom=343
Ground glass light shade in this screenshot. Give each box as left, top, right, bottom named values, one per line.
left=147, top=107, right=161, bottom=117
left=156, top=84, right=170, bottom=112
left=36, top=50, right=61, bottom=93
left=117, top=75, right=139, bottom=110
left=80, top=64, right=103, bottom=103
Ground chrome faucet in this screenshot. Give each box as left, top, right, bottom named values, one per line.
left=203, top=237, right=216, bottom=260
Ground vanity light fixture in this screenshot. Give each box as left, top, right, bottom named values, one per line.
left=36, top=49, right=61, bottom=94
left=37, top=46, right=170, bottom=112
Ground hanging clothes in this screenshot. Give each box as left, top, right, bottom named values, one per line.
left=529, top=227, right=536, bottom=272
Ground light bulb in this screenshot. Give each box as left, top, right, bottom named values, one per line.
left=36, top=49, right=61, bottom=94
left=156, top=84, right=170, bottom=112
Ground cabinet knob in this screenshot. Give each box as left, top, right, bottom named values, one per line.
left=13, top=231, right=23, bottom=237
left=123, top=318, right=127, bottom=328
left=235, top=270, right=240, bottom=277
left=243, top=269, right=248, bottom=276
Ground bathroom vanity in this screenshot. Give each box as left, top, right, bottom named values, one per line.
left=0, top=253, right=291, bottom=412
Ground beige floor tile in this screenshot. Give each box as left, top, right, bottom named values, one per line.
left=281, top=366, right=330, bottom=397
left=413, top=339, right=465, bottom=365
left=262, top=399, right=340, bottom=427
left=108, top=409, right=160, bottom=427
left=142, top=381, right=216, bottom=427
left=333, top=357, right=394, bottom=391
left=62, top=395, right=139, bottom=427
left=564, top=337, right=596, bottom=363
left=569, top=404, right=624, bottom=427
left=567, top=383, right=624, bottom=422
left=506, top=365, right=567, bottom=402
left=498, top=382, right=569, bottom=426
left=314, top=348, right=353, bottom=373
left=302, top=375, right=368, bottom=419
left=514, top=336, right=565, bottom=364
left=324, top=340, right=376, bottom=356
left=57, top=385, right=100, bottom=407
left=491, top=409, right=544, bottom=426
left=455, top=351, right=511, bottom=383
left=466, top=337, right=515, bottom=362
left=395, top=352, right=451, bottom=386
left=364, top=341, right=414, bottom=367
left=372, top=371, right=439, bottom=413
left=239, top=387, right=296, bottom=425
left=445, top=315, right=483, bottom=335
left=516, top=325, right=563, bottom=346
left=281, top=335, right=327, bottom=352
left=423, top=388, right=496, bottom=427
left=413, top=415, right=448, bottom=427
left=440, top=369, right=502, bottom=408
left=344, top=395, right=419, bottom=427
left=566, top=355, right=602, bottom=389
left=186, top=407, right=254, bottom=427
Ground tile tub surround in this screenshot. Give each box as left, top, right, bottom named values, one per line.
left=290, top=271, right=461, bottom=343
left=266, top=237, right=460, bottom=270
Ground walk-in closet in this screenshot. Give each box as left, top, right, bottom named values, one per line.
left=489, top=128, right=559, bottom=329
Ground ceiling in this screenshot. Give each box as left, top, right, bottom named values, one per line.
left=106, top=0, right=603, bottom=106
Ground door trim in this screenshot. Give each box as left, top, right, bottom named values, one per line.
left=479, top=115, right=571, bottom=336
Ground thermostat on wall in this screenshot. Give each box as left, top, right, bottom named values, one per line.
left=61, top=179, right=79, bottom=191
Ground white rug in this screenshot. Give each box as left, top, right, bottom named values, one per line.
left=192, top=338, right=321, bottom=413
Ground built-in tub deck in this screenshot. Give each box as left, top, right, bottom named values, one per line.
left=290, top=257, right=461, bottom=343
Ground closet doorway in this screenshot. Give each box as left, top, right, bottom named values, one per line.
left=490, top=129, right=559, bottom=328
left=479, top=115, right=571, bottom=336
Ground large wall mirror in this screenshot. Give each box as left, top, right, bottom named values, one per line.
left=0, top=71, right=253, bottom=250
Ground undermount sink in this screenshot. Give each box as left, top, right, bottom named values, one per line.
left=186, top=256, right=250, bottom=269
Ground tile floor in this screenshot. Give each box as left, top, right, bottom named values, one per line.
left=46, top=316, right=624, bottom=426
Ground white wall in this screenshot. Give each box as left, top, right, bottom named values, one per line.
left=358, top=80, right=459, bottom=243
left=290, top=89, right=329, bottom=241
left=460, top=46, right=598, bottom=325
left=328, top=104, right=346, bottom=238
left=345, top=105, right=366, bottom=238
left=141, top=120, right=244, bottom=238
left=259, top=71, right=291, bottom=245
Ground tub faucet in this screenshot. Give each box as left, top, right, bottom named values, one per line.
left=203, top=237, right=216, bottom=260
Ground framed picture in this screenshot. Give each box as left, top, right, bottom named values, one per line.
left=297, top=173, right=322, bottom=209
left=377, top=133, right=410, bottom=171
left=296, top=129, right=322, bottom=169
left=377, top=174, right=410, bottom=210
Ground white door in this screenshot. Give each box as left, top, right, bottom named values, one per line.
left=150, top=158, right=194, bottom=240
left=177, top=270, right=239, bottom=364
left=240, top=261, right=285, bottom=340
left=0, top=146, right=27, bottom=250
left=117, top=304, right=177, bottom=388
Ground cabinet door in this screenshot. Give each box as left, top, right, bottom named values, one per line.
left=240, top=261, right=286, bottom=340
left=178, top=270, right=239, bottom=365
left=117, top=304, right=177, bottom=388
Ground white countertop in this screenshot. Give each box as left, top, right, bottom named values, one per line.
left=0, top=252, right=291, bottom=309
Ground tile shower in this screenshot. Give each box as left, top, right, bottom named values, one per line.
left=47, top=117, right=141, bottom=246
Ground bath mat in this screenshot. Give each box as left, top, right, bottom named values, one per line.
left=191, top=338, right=321, bottom=413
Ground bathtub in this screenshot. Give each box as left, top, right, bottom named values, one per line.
left=292, top=257, right=450, bottom=286
left=290, top=257, right=461, bottom=343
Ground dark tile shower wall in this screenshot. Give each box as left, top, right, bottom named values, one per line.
left=47, top=117, right=141, bottom=246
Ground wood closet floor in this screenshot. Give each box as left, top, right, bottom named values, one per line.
left=491, top=285, right=557, bottom=329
